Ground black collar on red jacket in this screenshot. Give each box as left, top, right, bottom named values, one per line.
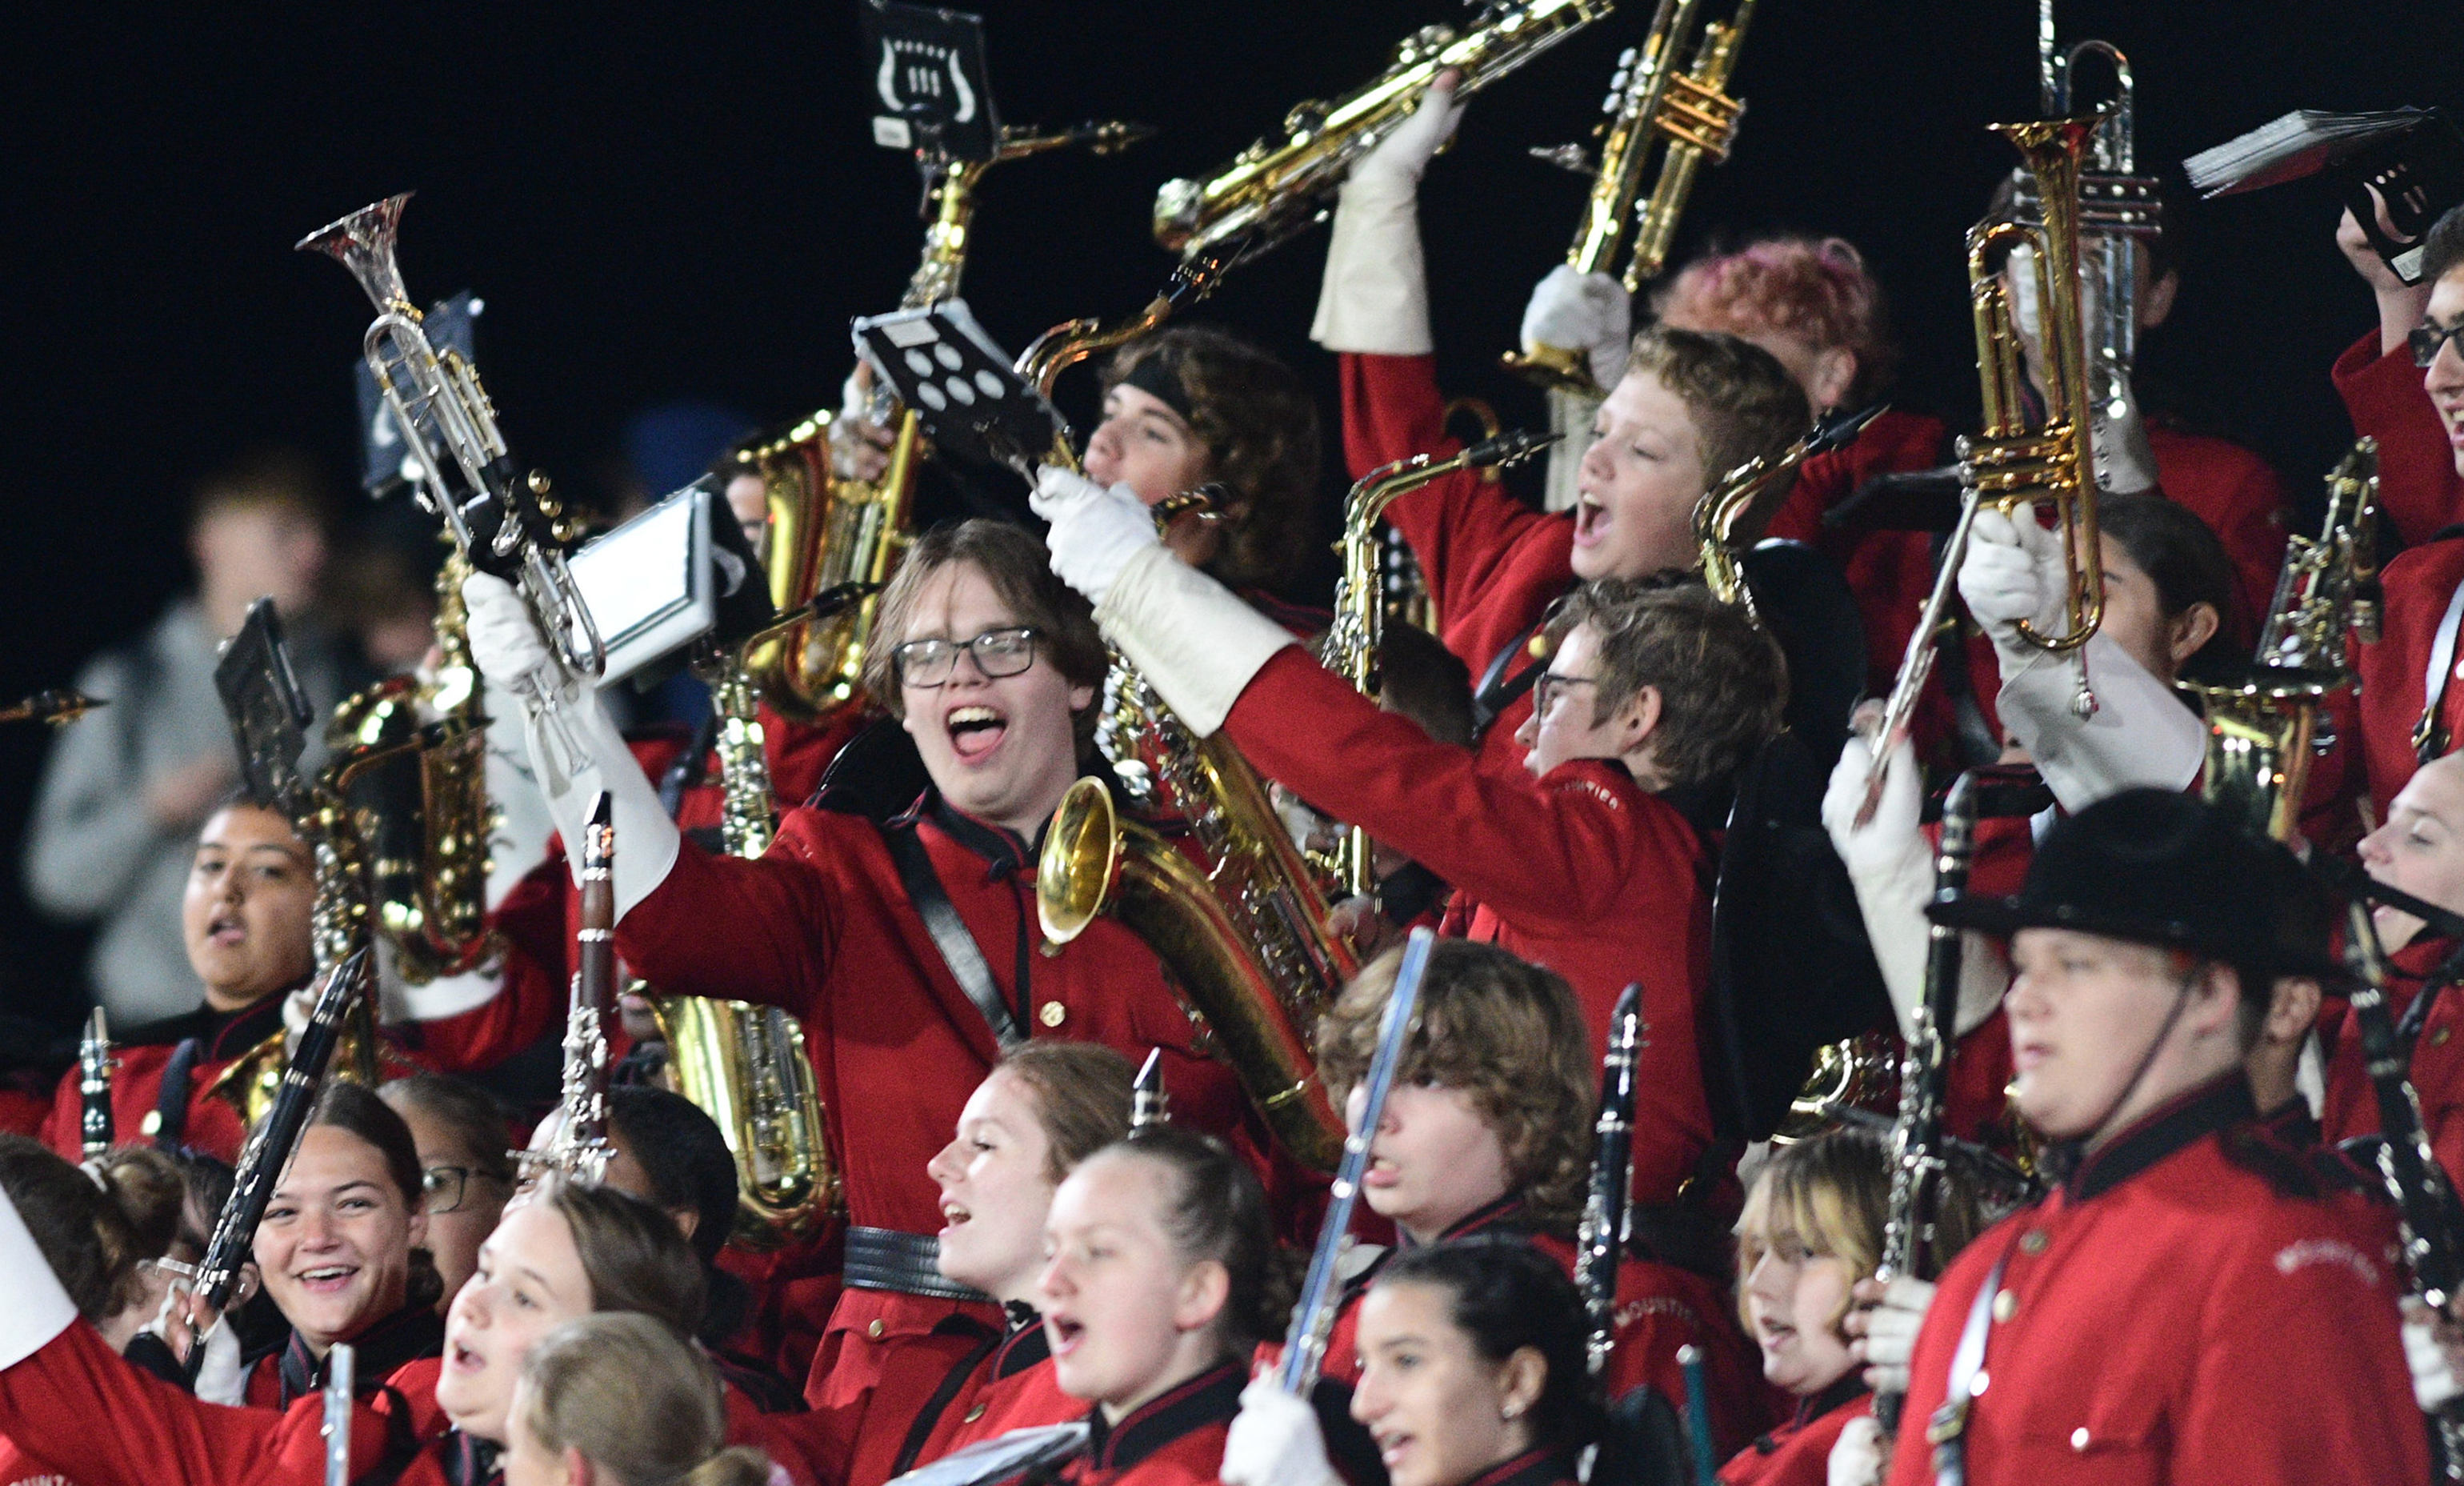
left=1791, top=1373, right=1870, bottom=1431
left=1458, top=1446, right=1579, bottom=1486
left=2057, top=1074, right=2254, bottom=1203
left=273, top=1301, right=446, bottom=1406
left=909, top=791, right=1034, bottom=880
left=1081, top=1360, right=1246, bottom=1471
left=998, top=1303, right=1053, bottom=1379
left=1348, top=1196, right=1541, bottom=1303
left=117, top=987, right=290, bottom=1056
left=442, top=1432, right=501, bottom=1486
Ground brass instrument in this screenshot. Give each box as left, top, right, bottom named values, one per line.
left=0, top=689, right=104, bottom=726
left=1324, top=428, right=1555, bottom=895
left=1775, top=1031, right=1898, bottom=1142
left=646, top=651, right=839, bottom=1246
left=1153, top=0, right=1615, bottom=267
left=1694, top=403, right=1884, bottom=617
left=2026, top=4, right=2162, bottom=423
left=1038, top=777, right=1346, bottom=1172
left=298, top=194, right=603, bottom=783
left=2183, top=440, right=2380, bottom=843
left=1857, top=112, right=2106, bottom=822
left=1506, top=0, right=1758, bottom=393
left=744, top=122, right=1150, bottom=723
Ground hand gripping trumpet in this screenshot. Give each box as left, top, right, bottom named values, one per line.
left=1857, top=113, right=2106, bottom=823
left=1506, top=0, right=1760, bottom=394
left=298, top=194, right=604, bottom=766
left=1153, top=0, right=1614, bottom=268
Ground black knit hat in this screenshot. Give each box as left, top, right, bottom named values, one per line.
left=1928, top=788, right=2338, bottom=980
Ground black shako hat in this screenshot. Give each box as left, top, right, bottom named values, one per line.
left=1928, top=788, right=2338, bottom=981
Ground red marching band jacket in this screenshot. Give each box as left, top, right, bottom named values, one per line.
left=38, top=992, right=286, bottom=1166
left=2323, top=931, right=2464, bottom=1184
left=1714, top=1378, right=1872, bottom=1486
left=1882, top=1076, right=2424, bottom=1486
left=1048, top=1360, right=1246, bottom=1486
left=607, top=787, right=1261, bottom=1486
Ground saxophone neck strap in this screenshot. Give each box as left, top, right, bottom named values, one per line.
left=2417, top=573, right=2464, bottom=764
left=1470, top=620, right=1548, bottom=739
left=882, top=819, right=1026, bottom=1051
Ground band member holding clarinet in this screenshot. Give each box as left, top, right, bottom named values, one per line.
left=1857, top=791, right=2422, bottom=1485
left=461, top=518, right=1258, bottom=1481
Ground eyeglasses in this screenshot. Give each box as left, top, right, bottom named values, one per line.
left=1533, top=671, right=1602, bottom=717
left=892, top=627, right=1040, bottom=687
left=422, top=1164, right=510, bottom=1215
left=2410, top=321, right=2464, bottom=369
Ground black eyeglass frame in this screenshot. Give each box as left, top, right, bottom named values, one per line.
left=2410, top=320, right=2464, bottom=369
left=891, top=626, right=1042, bottom=687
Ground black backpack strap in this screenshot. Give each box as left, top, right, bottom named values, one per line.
left=882, top=820, right=1025, bottom=1051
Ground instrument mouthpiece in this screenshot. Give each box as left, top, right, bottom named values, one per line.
left=1463, top=428, right=1558, bottom=468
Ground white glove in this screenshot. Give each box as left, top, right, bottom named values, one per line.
left=282, top=983, right=314, bottom=1043
left=460, top=571, right=681, bottom=918
left=0, top=1183, right=78, bottom=1368
left=1030, top=466, right=1164, bottom=609
left=1826, top=1416, right=1886, bottom=1486
left=1311, top=76, right=1463, bottom=355
left=2405, top=1305, right=2464, bottom=1412
left=1521, top=265, right=1633, bottom=389
left=190, top=1314, right=246, bottom=1405
left=830, top=366, right=897, bottom=483
left=1956, top=507, right=2066, bottom=668
left=1858, top=1275, right=1935, bottom=1396
left=1221, top=1376, right=1341, bottom=1486
left=1822, top=733, right=1933, bottom=1042
left=1996, top=631, right=2206, bottom=813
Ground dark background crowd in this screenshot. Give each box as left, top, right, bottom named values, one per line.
left=2, top=0, right=2460, bottom=1037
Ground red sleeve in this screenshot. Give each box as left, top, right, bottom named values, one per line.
left=2145, top=429, right=2289, bottom=638
left=38, top=1069, right=75, bottom=1162
left=2334, top=330, right=2464, bottom=546
left=0, top=1320, right=400, bottom=1486
left=1340, top=353, right=1566, bottom=661
left=1225, top=650, right=1661, bottom=924
left=612, top=823, right=840, bottom=1021
left=382, top=853, right=574, bottom=1073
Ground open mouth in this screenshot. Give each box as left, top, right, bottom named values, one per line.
left=1363, top=1156, right=1400, bottom=1189
left=945, top=705, right=1009, bottom=764
left=940, top=1201, right=972, bottom=1236
left=1045, top=1313, right=1085, bottom=1356
left=1374, top=1430, right=1414, bottom=1468
left=295, top=1264, right=360, bottom=1295
left=1571, top=495, right=1608, bottom=547
left=447, top=1341, right=484, bottom=1374
left=207, top=912, right=246, bottom=947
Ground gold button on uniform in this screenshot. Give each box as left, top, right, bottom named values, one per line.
left=964, top=1404, right=987, bottom=1424
left=2070, top=1427, right=2091, bottom=1451
left=2019, top=1229, right=2050, bottom=1256
left=1038, top=1002, right=1066, bottom=1028
left=1992, top=1289, right=2017, bottom=1323
left=868, top=1319, right=886, bottom=1339
left=139, top=1110, right=162, bottom=1136
left=2436, top=1026, right=2453, bottom=1047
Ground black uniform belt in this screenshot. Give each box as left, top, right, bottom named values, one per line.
left=844, top=1226, right=994, bottom=1303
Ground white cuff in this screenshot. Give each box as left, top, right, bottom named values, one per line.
left=1310, top=177, right=1433, bottom=356
left=1095, top=547, right=1300, bottom=736
left=1996, top=633, right=2205, bottom=813
left=0, top=1185, right=79, bottom=1368
left=518, top=679, right=682, bottom=919
left=1842, top=841, right=1934, bottom=1041
left=375, top=937, right=506, bottom=1024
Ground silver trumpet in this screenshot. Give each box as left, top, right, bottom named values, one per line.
left=297, top=194, right=604, bottom=686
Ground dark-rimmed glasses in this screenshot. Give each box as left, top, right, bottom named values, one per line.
left=422, top=1164, right=510, bottom=1215
left=893, top=627, right=1039, bottom=687
left=2410, top=321, right=2464, bottom=369
left=1533, top=671, right=1602, bottom=716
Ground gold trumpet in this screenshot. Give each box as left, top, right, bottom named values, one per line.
left=1038, top=778, right=1344, bottom=1172
left=1154, top=0, right=1614, bottom=267
left=1857, top=113, right=2105, bottom=822
left=0, top=690, right=104, bottom=726
left=1506, top=0, right=1760, bottom=394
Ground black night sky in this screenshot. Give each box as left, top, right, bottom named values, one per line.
left=1, top=1, right=2458, bottom=1042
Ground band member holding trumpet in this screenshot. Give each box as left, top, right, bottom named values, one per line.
left=1036, top=456, right=1785, bottom=1204
left=460, top=518, right=1257, bottom=1481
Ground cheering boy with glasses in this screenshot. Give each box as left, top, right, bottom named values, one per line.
left=460, top=517, right=1257, bottom=1483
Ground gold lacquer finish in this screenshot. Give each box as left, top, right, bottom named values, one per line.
left=651, top=993, right=837, bottom=1247
left=2183, top=439, right=2380, bottom=843
left=1503, top=0, right=1760, bottom=395
left=1038, top=778, right=1344, bottom=1172
left=0, top=689, right=105, bottom=726
left=1154, top=0, right=1614, bottom=267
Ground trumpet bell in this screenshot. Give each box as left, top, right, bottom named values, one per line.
left=1038, top=777, right=1121, bottom=945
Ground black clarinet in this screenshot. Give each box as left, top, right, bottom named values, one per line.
left=186, top=947, right=370, bottom=1377
left=78, top=1007, right=113, bottom=1160
left=1574, top=983, right=1641, bottom=1380
left=2343, top=901, right=2464, bottom=1479
left=1130, top=1048, right=1168, bottom=1129
left=1871, top=771, right=1980, bottom=1436
left=554, top=791, right=617, bottom=1183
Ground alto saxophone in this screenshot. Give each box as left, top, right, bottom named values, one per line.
left=1153, top=0, right=1614, bottom=267
left=1506, top=0, right=1761, bottom=395
left=1324, top=428, right=1554, bottom=895
left=2182, top=440, right=2380, bottom=843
